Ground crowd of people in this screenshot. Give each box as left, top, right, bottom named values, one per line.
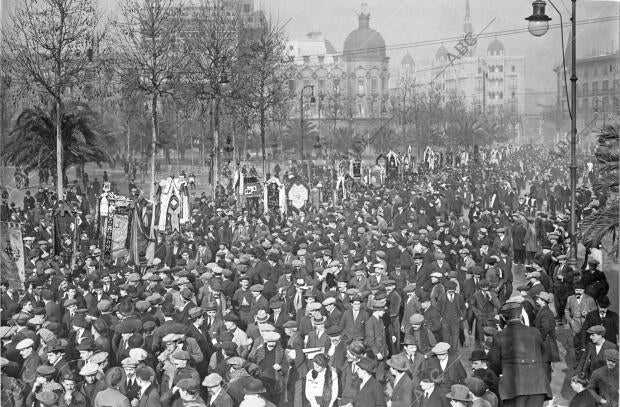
left=0, top=145, right=618, bottom=407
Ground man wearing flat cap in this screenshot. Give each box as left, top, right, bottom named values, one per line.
left=588, top=348, right=619, bottom=407
left=202, top=373, right=233, bottom=407
left=488, top=302, right=552, bottom=407
left=578, top=324, right=618, bottom=379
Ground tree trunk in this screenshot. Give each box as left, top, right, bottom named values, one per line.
left=212, top=97, right=220, bottom=198
left=260, top=107, right=266, bottom=181
left=175, top=110, right=180, bottom=172
left=126, top=117, right=131, bottom=162
left=56, top=100, right=63, bottom=200
left=149, top=93, right=158, bottom=238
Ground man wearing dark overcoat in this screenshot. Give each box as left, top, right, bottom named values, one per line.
left=488, top=302, right=552, bottom=407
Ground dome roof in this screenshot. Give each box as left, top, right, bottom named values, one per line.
left=435, top=44, right=448, bottom=60
left=343, top=13, right=386, bottom=59
left=488, top=37, right=504, bottom=54
left=401, top=53, right=414, bottom=66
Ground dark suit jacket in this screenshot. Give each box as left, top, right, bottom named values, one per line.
left=423, top=354, right=467, bottom=394
left=416, top=387, right=449, bottom=407
left=390, top=373, right=414, bottom=407
left=533, top=304, right=559, bottom=362
left=339, top=308, right=368, bottom=343
left=579, top=340, right=618, bottom=378
left=365, top=314, right=388, bottom=357
left=208, top=390, right=233, bottom=407
left=422, top=304, right=442, bottom=335
left=353, top=376, right=387, bottom=407
left=138, top=385, right=161, bottom=407
left=582, top=309, right=619, bottom=345
left=325, top=308, right=343, bottom=329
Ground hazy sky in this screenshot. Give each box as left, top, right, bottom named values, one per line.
left=96, top=0, right=618, bottom=93
left=261, top=0, right=619, bottom=92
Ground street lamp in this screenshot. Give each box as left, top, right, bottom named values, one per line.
left=300, top=84, right=315, bottom=180
left=526, top=0, right=578, bottom=268
left=525, top=0, right=552, bottom=37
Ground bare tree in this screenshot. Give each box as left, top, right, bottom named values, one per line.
left=237, top=16, right=293, bottom=180
left=2, top=0, right=103, bottom=199
left=185, top=0, right=240, bottom=195
left=113, top=0, right=186, bottom=205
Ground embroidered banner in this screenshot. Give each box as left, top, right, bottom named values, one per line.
left=111, top=213, right=129, bottom=261
left=103, top=215, right=114, bottom=265
left=7, top=223, right=25, bottom=283
left=1, top=222, right=25, bottom=287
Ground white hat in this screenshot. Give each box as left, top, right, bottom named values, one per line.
left=79, top=362, right=99, bottom=376
left=262, top=331, right=281, bottom=342
left=129, top=348, right=148, bottom=361
left=16, top=338, right=35, bottom=350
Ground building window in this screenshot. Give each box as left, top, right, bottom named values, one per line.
left=499, top=92, right=503, bottom=99
left=594, top=68, right=598, bottom=77
left=511, top=65, right=515, bottom=72
left=602, top=96, right=609, bottom=106
left=614, top=97, right=619, bottom=108
left=357, top=102, right=365, bottom=116
left=333, top=79, right=340, bottom=93
left=583, top=83, right=589, bottom=93
left=478, top=67, right=482, bottom=74
left=357, top=79, right=365, bottom=95
left=288, top=80, right=296, bottom=94
left=318, top=79, right=325, bottom=93
left=243, top=4, right=251, bottom=12
left=592, top=82, right=598, bottom=91
left=371, top=77, right=378, bottom=94
left=584, top=69, right=588, bottom=78
left=602, top=80, right=609, bottom=90
left=303, top=56, right=310, bottom=63
left=511, top=91, right=515, bottom=98
left=318, top=56, right=324, bottom=64
left=498, top=65, right=503, bottom=73
left=583, top=98, right=588, bottom=108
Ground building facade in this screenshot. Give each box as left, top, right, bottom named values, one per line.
left=553, top=48, right=620, bottom=142
left=391, top=0, right=526, bottom=120
left=286, top=9, right=390, bottom=131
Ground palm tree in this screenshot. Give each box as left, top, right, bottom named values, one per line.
left=2, top=102, right=113, bottom=183
left=578, top=124, right=619, bottom=254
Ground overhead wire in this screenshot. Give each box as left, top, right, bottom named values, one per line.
left=282, top=16, right=616, bottom=64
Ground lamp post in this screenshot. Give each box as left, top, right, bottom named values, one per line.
left=300, top=85, right=316, bottom=181
left=526, top=0, right=578, bottom=268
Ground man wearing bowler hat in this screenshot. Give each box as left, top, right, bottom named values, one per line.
left=350, top=356, right=386, bottom=407
left=385, top=354, right=414, bottom=407
left=446, top=384, right=473, bottom=407
left=417, top=367, right=448, bottom=407
left=488, top=302, right=552, bottom=407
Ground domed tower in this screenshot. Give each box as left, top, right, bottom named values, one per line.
left=487, top=37, right=505, bottom=57
left=343, top=10, right=387, bottom=61
left=435, top=43, right=448, bottom=62
left=401, top=53, right=414, bottom=68
left=342, top=4, right=390, bottom=120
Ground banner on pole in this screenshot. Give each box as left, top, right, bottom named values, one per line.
left=111, top=213, right=129, bottom=261
left=1, top=222, right=25, bottom=287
